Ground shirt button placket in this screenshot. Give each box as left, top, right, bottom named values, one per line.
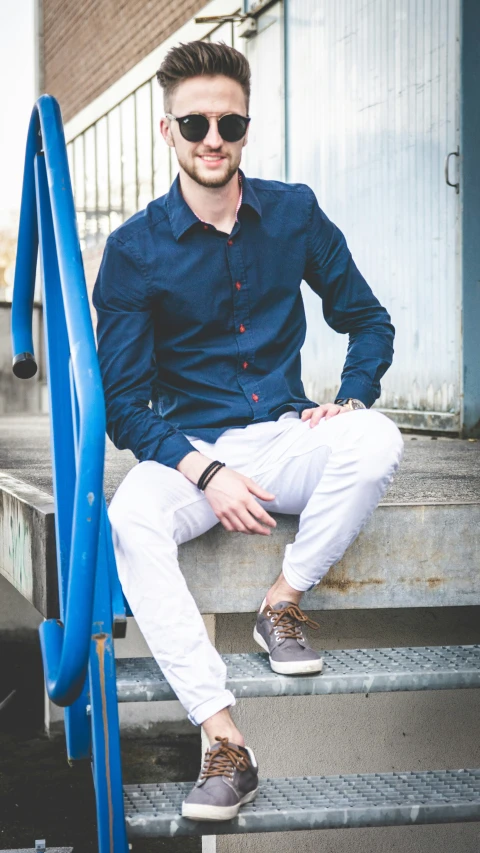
left=227, top=235, right=260, bottom=414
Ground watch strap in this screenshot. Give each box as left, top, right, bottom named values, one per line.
left=334, top=397, right=367, bottom=410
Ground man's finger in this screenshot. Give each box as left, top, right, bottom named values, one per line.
left=301, top=408, right=314, bottom=420
left=246, top=479, right=276, bottom=501
left=309, top=405, right=330, bottom=426
left=236, top=506, right=272, bottom=535
left=324, top=405, right=343, bottom=420
left=224, top=511, right=249, bottom=534
left=247, top=499, right=277, bottom=528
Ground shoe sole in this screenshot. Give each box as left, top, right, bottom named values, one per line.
left=253, top=626, right=324, bottom=675
left=182, top=787, right=258, bottom=821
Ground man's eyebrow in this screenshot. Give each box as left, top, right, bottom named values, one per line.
left=182, top=111, right=236, bottom=117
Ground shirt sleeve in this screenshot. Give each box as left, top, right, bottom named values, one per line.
left=92, top=235, right=197, bottom=469
left=303, top=188, right=395, bottom=408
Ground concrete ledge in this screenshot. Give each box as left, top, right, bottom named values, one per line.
left=178, top=503, right=480, bottom=612
left=380, top=408, right=460, bottom=433
left=1, top=421, right=479, bottom=615
left=0, top=473, right=58, bottom=619
left=1, top=468, right=479, bottom=615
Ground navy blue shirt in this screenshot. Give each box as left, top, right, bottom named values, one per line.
left=93, top=169, right=394, bottom=470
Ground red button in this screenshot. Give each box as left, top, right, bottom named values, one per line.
left=227, top=239, right=234, bottom=246
left=235, top=281, right=242, bottom=290
left=242, top=361, right=249, bottom=369
left=252, top=393, right=259, bottom=402
left=239, top=324, right=246, bottom=333
left=203, top=224, right=209, bottom=231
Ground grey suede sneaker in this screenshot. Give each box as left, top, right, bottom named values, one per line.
left=253, top=599, right=323, bottom=675
left=182, top=737, right=259, bottom=821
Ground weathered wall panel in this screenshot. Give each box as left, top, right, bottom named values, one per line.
left=242, top=1, right=285, bottom=181
left=287, top=0, right=460, bottom=424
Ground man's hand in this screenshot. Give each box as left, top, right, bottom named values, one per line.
left=301, top=402, right=351, bottom=426
left=177, top=451, right=277, bottom=535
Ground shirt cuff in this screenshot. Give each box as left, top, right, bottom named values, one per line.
left=335, top=380, right=376, bottom=409
left=153, top=431, right=198, bottom=470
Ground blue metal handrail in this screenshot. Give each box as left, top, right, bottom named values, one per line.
left=11, top=95, right=106, bottom=706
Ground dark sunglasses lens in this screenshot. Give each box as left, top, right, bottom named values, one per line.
left=218, top=115, right=249, bottom=142
left=179, top=115, right=210, bottom=141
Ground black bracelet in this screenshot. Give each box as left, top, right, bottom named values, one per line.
left=197, top=460, right=225, bottom=491
left=198, top=461, right=225, bottom=491
left=197, top=460, right=221, bottom=490
left=201, top=463, right=225, bottom=490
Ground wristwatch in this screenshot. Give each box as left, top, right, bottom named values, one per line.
left=334, top=397, right=367, bottom=410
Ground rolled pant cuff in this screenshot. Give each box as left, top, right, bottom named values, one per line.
left=187, top=690, right=236, bottom=727
left=282, top=549, right=318, bottom=593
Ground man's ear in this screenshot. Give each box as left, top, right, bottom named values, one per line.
left=159, top=118, right=175, bottom=148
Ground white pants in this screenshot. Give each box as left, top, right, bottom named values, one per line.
left=109, top=409, right=404, bottom=726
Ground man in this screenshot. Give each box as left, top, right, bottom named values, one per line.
left=93, top=41, right=404, bottom=822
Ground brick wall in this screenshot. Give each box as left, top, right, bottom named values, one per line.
left=43, top=0, right=209, bottom=123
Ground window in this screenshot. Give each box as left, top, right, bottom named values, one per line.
left=73, top=135, right=85, bottom=248
left=152, top=77, right=171, bottom=198
left=136, top=82, right=154, bottom=210
left=96, top=116, right=110, bottom=240
left=108, top=106, right=122, bottom=231
left=84, top=126, right=97, bottom=247
left=121, top=95, right=137, bottom=221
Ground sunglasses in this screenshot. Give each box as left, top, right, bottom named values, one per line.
left=165, top=112, right=251, bottom=143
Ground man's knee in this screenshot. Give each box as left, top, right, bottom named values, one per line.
left=108, top=460, right=185, bottom=540
left=357, top=409, right=404, bottom=477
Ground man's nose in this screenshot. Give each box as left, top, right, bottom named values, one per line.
left=203, top=118, right=223, bottom=148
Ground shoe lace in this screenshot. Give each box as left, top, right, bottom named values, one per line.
left=268, top=603, right=319, bottom=641
left=200, top=737, right=249, bottom=780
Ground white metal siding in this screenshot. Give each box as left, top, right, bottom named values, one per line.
left=287, top=0, right=460, bottom=423
left=243, top=2, right=285, bottom=181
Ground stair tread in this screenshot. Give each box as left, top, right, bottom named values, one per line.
left=116, top=645, right=480, bottom=702
left=124, top=767, right=480, bottom=837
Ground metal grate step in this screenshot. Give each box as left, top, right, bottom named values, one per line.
left=124, top=768, right=480, bottom=837
left=116, top=645, right=480, bottom=702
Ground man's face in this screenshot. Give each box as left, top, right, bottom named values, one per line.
left=160, top=75, right=249, bottom=189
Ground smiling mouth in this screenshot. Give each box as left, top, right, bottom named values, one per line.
left=198, top=154, right=226, bottom=162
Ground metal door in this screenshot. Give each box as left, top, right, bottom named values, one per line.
left=287, top=0, right=460, bottom=430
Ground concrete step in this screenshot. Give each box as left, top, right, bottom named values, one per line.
left=116, top=645, right=480, bottom=703
left=124, top=767, right=480, bottom=837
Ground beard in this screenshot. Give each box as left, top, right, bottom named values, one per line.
left=177, top=149, right=241, bottom=189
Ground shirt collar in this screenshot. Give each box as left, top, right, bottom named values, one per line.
left=166, top=168, right=262, bottom=241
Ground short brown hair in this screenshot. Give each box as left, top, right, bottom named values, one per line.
left=156, top=41, right=251, bottom=112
